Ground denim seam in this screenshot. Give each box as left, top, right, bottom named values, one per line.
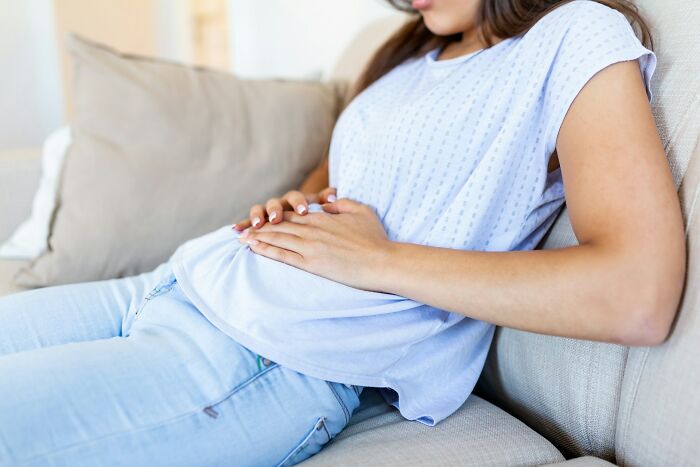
left=206, top=361, right=280, bottom=409
left=325, top=381, right=350, bottom=425
left=134, top=278, right=178, bottom=318
left=275, top=416, right=330, bottom=467
left=18, top=402, right=209, bottom=465
left=18, top=361, right=281, bottom=465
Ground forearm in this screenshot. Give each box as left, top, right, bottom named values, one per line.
left=372, top=241, right=681, bottom=345
left=298, top=154, right=330, bottom=194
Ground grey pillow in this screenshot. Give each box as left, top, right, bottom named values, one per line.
left=16, top=34, right=344, bottom=287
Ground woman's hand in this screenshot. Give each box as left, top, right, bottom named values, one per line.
left=232, top=187, right=337, bottom=232
left=238, top=198, right=393, bottom=292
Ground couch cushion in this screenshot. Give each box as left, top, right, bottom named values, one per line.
left=301, top=389, right=564, bottom=466
left=0, top=260, right=30, bottom=297
left=15, top=35, right=344, bottom=287
left=477, top=0, right=699, bottom=461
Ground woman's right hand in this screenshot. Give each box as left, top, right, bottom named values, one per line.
left=232, top=187, right=337, bottom=231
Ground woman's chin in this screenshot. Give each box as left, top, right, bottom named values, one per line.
left=421, top=15, right=467, bottom=36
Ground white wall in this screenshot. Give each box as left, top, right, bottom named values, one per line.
left=0, top=0, right=65, bottom=150
left=227, top=0, right=402, bottom=79
left=0, top=0, right=403, bottom=150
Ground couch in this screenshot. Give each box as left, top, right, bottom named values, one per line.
left=1, top=0, right=698, bottom=465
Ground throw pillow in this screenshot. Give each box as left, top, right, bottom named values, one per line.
left=15, top=35, right=344, bottom=287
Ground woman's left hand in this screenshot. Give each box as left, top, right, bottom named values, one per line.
left=238, top=198, right=393, bottom=291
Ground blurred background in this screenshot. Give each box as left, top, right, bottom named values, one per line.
left=0, top=0, right=404, bottom=151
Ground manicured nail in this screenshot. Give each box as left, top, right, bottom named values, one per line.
left=241, top=229, right=249, bottom=237
left=297, top=205, right=307, bottom=214
left=269, top=212, right=277, bottom=222
left=252, top=217, right=261, bottom=227
left=327, top=194, right=337, bottom=202
left=246, top=238, right=259, bottom=245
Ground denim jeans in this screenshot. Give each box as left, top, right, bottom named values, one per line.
left=0, top=262, right=363, bottom=466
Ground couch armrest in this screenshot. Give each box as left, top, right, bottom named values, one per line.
left=0, top=149, right=41, bottom=243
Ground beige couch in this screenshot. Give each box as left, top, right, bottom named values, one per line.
left=2, top=1, right=698, bottom=465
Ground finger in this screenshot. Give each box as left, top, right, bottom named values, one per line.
left=247, top=240, right=304, bottom=268
left=321, top=198, right=363, bottom=214
left=242, top=231, right=305, bottom=252
left=255, top=219, right=313, bottom=236
left=249, top=204, right=266, bottom=229
left=285, top=190, right=309, bottom=215
left=232, top=218, right=252, bottom=231
left=265, top=198, right=285, bottom=224
left=318, top=186, right=337, bottom=203
left=281, top=210, right=315, bottom=224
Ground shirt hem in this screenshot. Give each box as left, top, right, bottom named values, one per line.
left=171, top=255, right=460, bottom=426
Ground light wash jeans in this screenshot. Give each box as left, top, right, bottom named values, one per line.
left=0, top=262, right=363, bottom=467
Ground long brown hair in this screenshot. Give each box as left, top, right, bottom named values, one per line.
left=352, top=0, right=652, bottom=99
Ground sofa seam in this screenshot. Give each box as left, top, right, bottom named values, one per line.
left=617, top=347, right=651, bottom=463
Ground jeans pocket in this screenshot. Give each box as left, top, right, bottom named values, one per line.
left=276, top=416, right=331, bottom=467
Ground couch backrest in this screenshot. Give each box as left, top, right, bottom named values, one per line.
left=327, top=1, right=700, bottom=462
left=615, top=1, right=700, bottom=465
left=478, top=0, right=700, bottom=462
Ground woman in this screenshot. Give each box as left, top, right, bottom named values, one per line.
left=0, top=0, right=685, bottom=465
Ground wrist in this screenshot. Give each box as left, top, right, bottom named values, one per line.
left=366, top=239, right=405, bottom=294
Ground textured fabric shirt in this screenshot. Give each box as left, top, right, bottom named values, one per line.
left=171, top=0, right=656, bottom=426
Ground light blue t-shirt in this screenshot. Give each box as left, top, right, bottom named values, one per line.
left=171, top=0, right=656, bottom=426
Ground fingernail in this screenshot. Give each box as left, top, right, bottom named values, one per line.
left=327, top=194, right=337, bottom=202
left=246, top=238, right=259, bottom=245
left=269, top=212, right=277, bottom=222
left=297, top=205, right=307, bottom=214
left=252, top=217, right=261, bottom=227
left=241, top=229, right=249, bottom=237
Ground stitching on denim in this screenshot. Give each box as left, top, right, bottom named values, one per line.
left=134, top=277, right=178, bottom=317
left=19, top=398, right=209, bottom=464
left=206, top=362, right=280, bottom=409
left=276, top=417, right=330, bottom=467
left=325, top=381, right=350, bottom=425
left=21, top=361, right=280, bottom=464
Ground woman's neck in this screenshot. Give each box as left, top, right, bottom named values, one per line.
left=436, top=28, right=505, bottom=61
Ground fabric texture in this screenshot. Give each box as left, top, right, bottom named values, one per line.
left=0, top=262, right=362, bottom=466
left=0, top=126, right=71, bottom=260
left=543, top=457, right=616, bottom=467
left=300, top=393, right=564, bottom=466
left=616, top=87, right=700, bottom=467
left=615, top=5, right=700, bottom=461
left=171, top=0, right=655, bottom=429
left=15, top=34, right=344, bottom=287
left=479, top=0, right=699, bottom=461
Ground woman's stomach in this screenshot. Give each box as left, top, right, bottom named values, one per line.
left=168, top=203, right=452, bottom=375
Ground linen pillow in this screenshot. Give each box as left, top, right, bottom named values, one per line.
left=15, top=34, right=344, bottom=287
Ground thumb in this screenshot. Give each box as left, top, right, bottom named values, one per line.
left=321, top=197, right=362, bottom=214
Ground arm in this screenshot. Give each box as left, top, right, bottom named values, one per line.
left=298, top=152, right=330, bottom=194
left=371, top=61, right=685, bottom=346
left=241, top=60, right=685, bottom=346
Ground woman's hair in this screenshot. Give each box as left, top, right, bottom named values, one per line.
left=351, top=0, right=652, bottom=99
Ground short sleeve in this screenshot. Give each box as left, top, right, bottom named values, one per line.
left=542, top=0, right=658, bottom=156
